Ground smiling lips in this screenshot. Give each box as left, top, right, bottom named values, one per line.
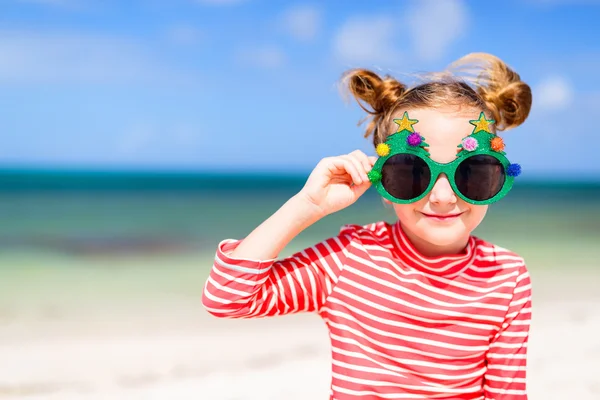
left=420, top=212, right=464, bottom=221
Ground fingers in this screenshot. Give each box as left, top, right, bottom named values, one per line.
left=325, top=157, right=364, bottom=186
left=341, top=154, right=368, bottom=183
left=349, top=150, right=373, bottom=173
left=318, top=150, right=378, bottom=186
left=346, top=150, right=377, bottom=182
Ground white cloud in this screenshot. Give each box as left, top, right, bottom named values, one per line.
left=332, top=0, right=468, bottom=67
left=535, top=75, right=575, bottom=111
left=0, top=30, right=198, bottom=85
left=332, top=15, right=401, bottom=66
left=406, top=0, right=469, bottom=62
left=279, top=4, right=321, bottom=42
left=167, top=24, right=203, bottom=45
left=235, top=45, right=286, bottom=69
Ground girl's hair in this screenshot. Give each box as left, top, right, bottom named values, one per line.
left=343, top=53, right=532, bottom=146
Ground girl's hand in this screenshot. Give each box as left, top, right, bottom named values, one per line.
left=297, top=150, right=377, bottom=218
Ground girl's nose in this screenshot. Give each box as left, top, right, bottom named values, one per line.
left=428, top=174, right=457, bottom=205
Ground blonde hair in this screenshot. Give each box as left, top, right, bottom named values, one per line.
left=343, top=53, right=533, bottom=146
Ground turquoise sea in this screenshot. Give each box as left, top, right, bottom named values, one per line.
left=0, top=169, right=598, bottom=320
left=1, top=169, right=599, bottom=264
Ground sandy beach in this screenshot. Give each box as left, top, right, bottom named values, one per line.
left=1, top=266, right=599, bottom=400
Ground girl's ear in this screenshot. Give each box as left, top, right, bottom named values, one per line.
left=381, top=198, right=393, bottom=206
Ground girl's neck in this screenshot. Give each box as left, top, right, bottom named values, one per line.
left=400, top=223, right=470, bottom=258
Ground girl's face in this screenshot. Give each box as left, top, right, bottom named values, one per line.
left=386, top=107, right=489, bottom=256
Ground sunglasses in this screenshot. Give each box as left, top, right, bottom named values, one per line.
left=367, top=112, right=522, bottom=205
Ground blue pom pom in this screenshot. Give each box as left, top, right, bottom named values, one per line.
left=507, top=163, right=521, bottom=177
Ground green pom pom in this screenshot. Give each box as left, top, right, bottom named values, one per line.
left=367, top=170, right=381, bottom=183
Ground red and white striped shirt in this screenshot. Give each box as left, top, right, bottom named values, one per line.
left=202, top=220, right=532, bottom=400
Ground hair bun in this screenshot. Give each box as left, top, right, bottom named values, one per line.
left=491, top=81, right=532, bottom=130
left=344, top=69, right=406, bottom=138
left=447, top=53, right=533, bottom=131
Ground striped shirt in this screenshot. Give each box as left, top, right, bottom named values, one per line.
left=202, top=220, right=532, bottom=400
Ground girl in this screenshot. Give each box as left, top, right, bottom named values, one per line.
left=202, top=53, right=533, bottom=400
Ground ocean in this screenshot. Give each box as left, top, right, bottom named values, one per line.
left=1, top=170, right=599, bottom=272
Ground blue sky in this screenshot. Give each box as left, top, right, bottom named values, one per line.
left=1, top=0, right=600, bottom=180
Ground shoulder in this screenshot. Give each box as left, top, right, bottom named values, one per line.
left=473, top=236, right=526, bottom=264
left=332, top=220, right=396, bottom=257
left=471, top=236, right=530, bottom=284
left=338, top=220, right=394, bottom=243
left=301, top=221, right=390, bottom=258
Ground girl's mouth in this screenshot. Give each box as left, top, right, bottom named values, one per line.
left=420, top=212, right=464, bottom=221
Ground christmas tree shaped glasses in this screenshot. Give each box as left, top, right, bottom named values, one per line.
left=367, top=112, right=522, bottom=205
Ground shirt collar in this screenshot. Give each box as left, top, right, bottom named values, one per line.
left=391, top=220, right=475, bottom=276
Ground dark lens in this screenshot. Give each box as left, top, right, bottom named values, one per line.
left=381, top=154, right=431, bottom=200
left=455, top=155, right=505, bottom=201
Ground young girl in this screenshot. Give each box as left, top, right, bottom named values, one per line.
left=202, top=53, right=533, bottom=400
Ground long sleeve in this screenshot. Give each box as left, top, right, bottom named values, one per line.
left=484, top=264, right=533, bottom=399
left=201, top=228, right=354, bottom=318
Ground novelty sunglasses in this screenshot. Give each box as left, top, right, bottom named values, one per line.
left=366, top=112, right=522, bottom=205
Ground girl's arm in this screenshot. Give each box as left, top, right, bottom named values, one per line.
left=227, top=192, right=325, bottom=262
left=202, top=151, right=375, bottom=318
left=483, top=264, right=532, bottom=399
left=201, top=194, right=355, bottom=318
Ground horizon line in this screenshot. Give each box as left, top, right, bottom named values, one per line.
left=0, top=166, right=599, bottom=188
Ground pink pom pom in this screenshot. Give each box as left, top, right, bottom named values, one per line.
left=462, top=137, right=478, bottom=151
left=407, top=132, right=422, bottom=147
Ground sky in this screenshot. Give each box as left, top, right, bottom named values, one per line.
left=1, top=0, right=600, bottom=180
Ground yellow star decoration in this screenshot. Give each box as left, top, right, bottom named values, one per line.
left=393, top=112, right=418, bottom=133
left=469, top=112, right=495, bottom=133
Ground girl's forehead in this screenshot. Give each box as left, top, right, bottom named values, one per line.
left=391, top=108, right=481, bottom=142
left=390, top=108, right=485, bottom=162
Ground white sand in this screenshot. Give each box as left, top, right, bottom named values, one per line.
left=1, top=269, right=599, bottom=400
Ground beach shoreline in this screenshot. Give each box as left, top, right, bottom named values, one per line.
left=1, top=266, right=599, bottom=400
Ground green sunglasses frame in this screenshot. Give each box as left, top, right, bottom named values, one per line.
left=366, top=112, right=522, bottom=205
